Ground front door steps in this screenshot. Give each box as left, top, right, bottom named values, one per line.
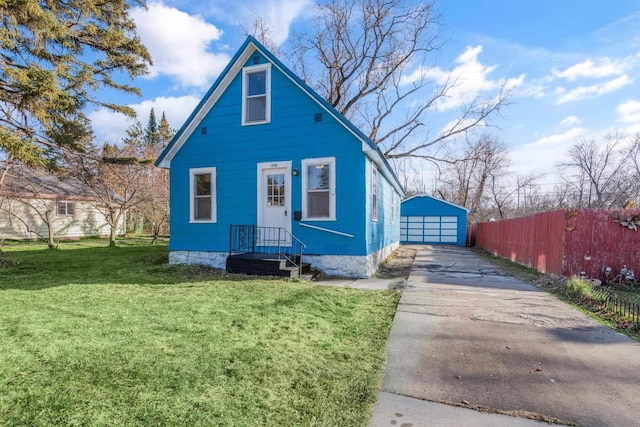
left=226, top=252, right=316, bottom=279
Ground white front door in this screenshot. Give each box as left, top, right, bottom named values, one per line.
left=257, top=162, right=291, bottom=246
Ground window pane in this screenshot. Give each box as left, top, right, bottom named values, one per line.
left=267, top=174, right=285, bottom=207
left=57, top=203, right=66, bottom=215
left=195, top=197, right=211, bottom=220
left=308, top=191, right=329, bottom=218
left=195, top=174, right=211, bottom=196
left=307, top=164, right=330, bottom=190
left=247, top=71, right=266, bottom=96
left=66, top=203, right=75, bottom=215
left=246, top=96, right=266, bottom=122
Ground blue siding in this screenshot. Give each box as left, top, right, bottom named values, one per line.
left=169, top=52, right=373, bottom=256
left=365, top=159, right=401, bottom=254
left=400, top=195, right=468, bottom=246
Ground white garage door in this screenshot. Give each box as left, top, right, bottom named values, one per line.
left=400, top=216, right=458, bottom=243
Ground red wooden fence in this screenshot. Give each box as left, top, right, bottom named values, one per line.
left=473, top=209, right=640, bottom=281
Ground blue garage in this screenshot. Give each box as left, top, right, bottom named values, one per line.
left=400, top=194, right=468, bottom=246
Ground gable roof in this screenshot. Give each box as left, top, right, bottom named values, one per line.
left=155, top=36, right=405, bottom=196
left=0, top=164, right=96, bottom=200
left=402, top=193, right=470, bottom=212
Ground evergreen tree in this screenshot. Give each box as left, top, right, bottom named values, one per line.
left=0, top=0, right=151, bottom=167
left=144, top=108, right=159, bottom=147
left=123, top=121, right=146, bottom=150
left=158, top=112, right=173, bottom=148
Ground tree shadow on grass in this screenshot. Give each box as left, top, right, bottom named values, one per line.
left=0, top=245, right=288, bottom=290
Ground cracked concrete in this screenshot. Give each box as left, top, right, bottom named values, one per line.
left=370, top=245, right=640, bottom=427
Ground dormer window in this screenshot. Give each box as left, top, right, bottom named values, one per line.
left=242, top=63, right=271, bottom=125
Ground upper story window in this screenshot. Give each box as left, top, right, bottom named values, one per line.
left=302, top=157, right=336, bottom=220
left=57, top=201, right=75, bottom=216
left=242, top=63, right=271, bottom=125
left=190, top=167, right=217, bottom=223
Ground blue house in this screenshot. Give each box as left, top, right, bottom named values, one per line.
left=400, top=194, right=468, bottom=246
left=155, top=36, right=405, bottom=278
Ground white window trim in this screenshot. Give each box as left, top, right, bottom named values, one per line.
left=241, top=63, right=271, bottom=126
left=371, top=164, right=378, bottom=221
left=57, top=200, right=75, bottom=217
left=189, top=167, right=217, bottom=223
left=302, top=157, right=336, bottom=221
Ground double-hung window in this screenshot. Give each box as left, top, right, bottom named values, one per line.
left=302, top=157, right=335, bottom=220
left=190, top=167, right=216, bottom=222
left=57, top=201, right=75, bottom=216
left=371, top=165, right=378, bottom=221
left=242, top=63, right=271, bottom=125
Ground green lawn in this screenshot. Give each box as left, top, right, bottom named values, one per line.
left=0, top=239, right=400, bottom=426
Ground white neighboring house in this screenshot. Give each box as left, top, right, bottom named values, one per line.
left=0, top=165, right=125, bottom=241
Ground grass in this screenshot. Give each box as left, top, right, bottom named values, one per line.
left=0, top=239, right=400, bottom=426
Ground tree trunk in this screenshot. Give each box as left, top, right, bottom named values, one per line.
left=109, top=224, right=117, bottom=247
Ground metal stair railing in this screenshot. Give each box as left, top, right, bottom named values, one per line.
left=230, top=225, right=306, bottom=276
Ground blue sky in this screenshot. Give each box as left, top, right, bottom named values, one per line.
left=90, top=0, right=640, bottom=190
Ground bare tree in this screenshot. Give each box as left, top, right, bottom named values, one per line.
left=436, top=134, right=508, bottom=222
left=558, top=134, right=637, bottom=209
left=0, top=165, right=77, bottom=248
left=68, top=144, right=151, bottom=247
left=289, top=0, right=513, bottom=161
left=488, top=172, right=541, bottom=220
left=625, top=133, right=640, bottom=190
left=1, top=194, right=72, bottom=250
left=244, top=16, right=282, bottom=55
left=121, top=110, right=173, bottom=241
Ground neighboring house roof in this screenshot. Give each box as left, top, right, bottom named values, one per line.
left=155, top=35, right=405, bottom=196
left=402, top=193, right=470, bottom=212
left=0, top=164, right=96, bottom=200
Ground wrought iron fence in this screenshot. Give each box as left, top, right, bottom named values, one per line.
left=229, top=224, right=306, bottom=275
left=591, top=286, right=640, bottom=323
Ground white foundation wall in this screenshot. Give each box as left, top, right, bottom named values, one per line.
left=169, top=251, right=227, bottom=269
left=169, top=242, right=399, bottom=278
left=306, top=242, right=399, bottom=278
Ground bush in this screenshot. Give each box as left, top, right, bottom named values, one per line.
left=564, top=276, right=594, bottom=301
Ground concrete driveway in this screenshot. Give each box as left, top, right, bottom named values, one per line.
left=370, top=245, right=640, bottom=427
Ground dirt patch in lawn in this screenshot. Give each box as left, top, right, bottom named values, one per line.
left=375, top=246, right=417, bottom=280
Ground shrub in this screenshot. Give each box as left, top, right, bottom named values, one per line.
left=564, top=276, right=594, bottom=301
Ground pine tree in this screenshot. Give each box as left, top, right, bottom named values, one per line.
left=144, top=108, right=159, bottom=147
left=123, top=121, right=145, bottom=150
left=158, top=112, right=174, bottom=148
left=0, top=0, right=151, bottom=167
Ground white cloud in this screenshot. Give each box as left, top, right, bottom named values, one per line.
left=243, top=0, right=313, bottom=46
left=439, top=118, right=486, bottom=138
left=89, top=96, right=200, bottom=144
left=510, top=127, right=587, bottom=176
left=402, top=45, right=524, bottom=111
left=560, top=115, right=581, bottom=127
left=513, top=81, right=546, bottom=99
left=616, top=100, right=640, bottom=134
left=131, top=3, right=230, bottom=87
left=556, top=74, right=632, bottom=104
left=553, top=58, right=627, bottom=81
left=617, top=100, right=640, bottom=123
